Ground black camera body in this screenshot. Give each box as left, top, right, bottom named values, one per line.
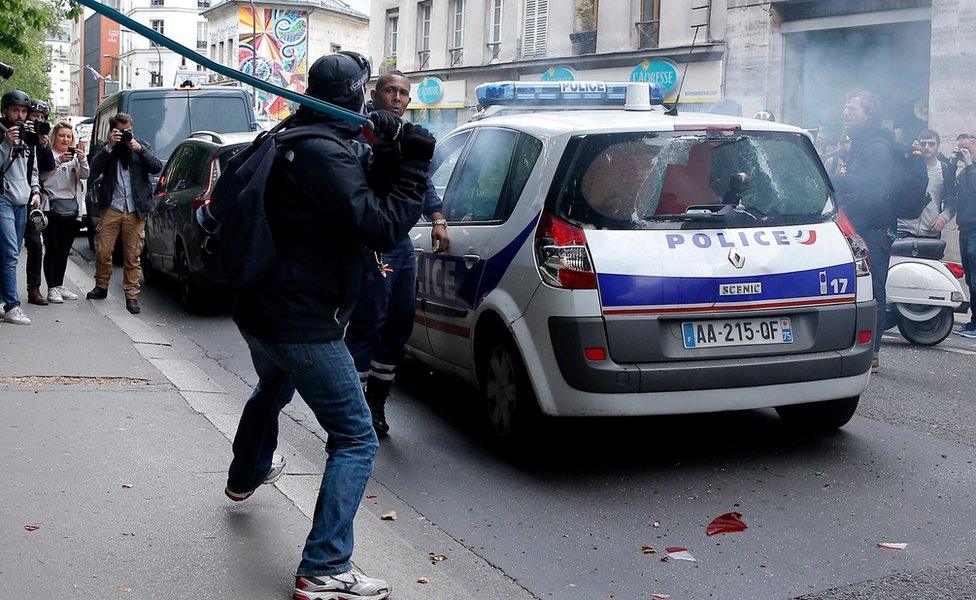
left=119, top=129, right=133, bottom=145
left=0, top=61, right=13, bottom=80
left=16, top=119, right=51, bottom=147
left=954, top=149, right=966, bottom=162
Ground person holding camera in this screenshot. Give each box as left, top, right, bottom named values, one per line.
left=953, top=133, right=976, bottom=338
left=897, top=129, right=957, bottom=239
left=40, top=122, right=87, bottom=304
left=225, top=52, right=434, bottom=600
left=0, top=90, right=41, bottom=325
left=87, top=112, right=162, bottom=315
left=25, top=99, right=55, bottom=306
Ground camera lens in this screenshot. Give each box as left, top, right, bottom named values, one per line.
left=18, top=124, right=39, bottom=147
left=0, top=61, right=13, bottom=80
left=34, top=120, right=51, bottom=136
left=120, top=130, right=133, bottom=144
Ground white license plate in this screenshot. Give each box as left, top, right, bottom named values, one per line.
left=682, top=317, right=794, bottom=349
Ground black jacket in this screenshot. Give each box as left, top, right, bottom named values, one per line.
left=833, top=124, right=898, bottom=233
left=89, top=140, right=163, bottom=217
left=956, top=164, right=976, bottom=231
left=233, top=114, right=426, bottom=343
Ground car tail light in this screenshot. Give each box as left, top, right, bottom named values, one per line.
left=944, top=261, right=965, bottom=279
left=535, top=211, right=597, bottom=289
left=836, top=211, right=871, bottom=277
left=192, top=156, right=222, bottom=211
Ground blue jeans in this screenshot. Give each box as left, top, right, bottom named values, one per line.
left=228, top=332, right=379, bottom=577
left=345, top=237, right=417, bottom=384
left=861, top=229, right=893, bottom=352
left=961, top=228, right=976, bottom=324
left=0, top=197, right=28, bottom=310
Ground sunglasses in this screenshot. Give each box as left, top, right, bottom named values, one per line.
left=919, top=141, right=939, bottom=147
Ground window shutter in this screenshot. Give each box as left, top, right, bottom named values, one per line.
left=522, top=0, right=548, bottom=58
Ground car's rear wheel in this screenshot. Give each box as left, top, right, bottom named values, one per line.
left=478, top=334, right=541, bottom=447
left=177, top=245, right=205, bottom=311
left=775, top=396, right=860, bottom=431
left=895, top=305, right=954, bottom=346
left=141, top=245, right=161, bottom=287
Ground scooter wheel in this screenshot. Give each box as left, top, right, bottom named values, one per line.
left=896, top=306, right=954, bottom=346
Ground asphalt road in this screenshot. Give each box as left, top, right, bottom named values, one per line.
left=73, top=241, right=976, bottom=599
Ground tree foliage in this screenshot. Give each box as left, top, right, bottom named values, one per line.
left=0, top=0, right=78, bottom=56
left=3, top=38, right=54, bottom=104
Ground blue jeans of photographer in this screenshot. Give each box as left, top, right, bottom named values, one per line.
left=0, top=196, right=27, bottom=309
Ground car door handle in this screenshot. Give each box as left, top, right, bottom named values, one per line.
left=462, top=254, right=481, bottom=269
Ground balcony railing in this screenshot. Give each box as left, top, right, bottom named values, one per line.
left=418, top=49, right=430, bottom=70
left=636, top=20, right=660, bottom=50
left=486, top=42, right=501, bottom=63
left=449, top=47, right=463, bottom=67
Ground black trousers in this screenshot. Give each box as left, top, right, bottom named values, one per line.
left=24, top=217, right=43, bottom=288
left=860, top=228, right=893, bottom=353
left=42, top=212, right=79, bottom=289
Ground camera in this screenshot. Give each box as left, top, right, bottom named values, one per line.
left=119, top=129, right=133, bottom=144
left=0, top=61, right=13, bottom=80
left=954, top=148, right=966, bottom=162
left=15, top=120, right=51, bottom=147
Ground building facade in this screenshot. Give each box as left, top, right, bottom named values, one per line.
left=69, top=16, right=85, bottom=116
left=46, top=21, right=73, bottom=118
left=202, top=0, right=369, bottom=120
left=82, top=13, right=121, bottom=116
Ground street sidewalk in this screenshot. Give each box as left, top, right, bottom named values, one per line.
left=1, top=253, right=523, bottom=600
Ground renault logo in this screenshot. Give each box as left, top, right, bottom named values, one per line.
left=728, top=248, right=746, bottom=269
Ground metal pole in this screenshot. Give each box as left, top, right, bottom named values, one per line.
left=74, top=0, right=366, bottom=125
left=249, top=0, right=258, bottom=113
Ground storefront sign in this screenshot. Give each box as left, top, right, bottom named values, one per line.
left=416, top=77, right=445, bottom=105
left=541, top=66, right=577, bottom=82
left=630, top=59, right=680, bottom=97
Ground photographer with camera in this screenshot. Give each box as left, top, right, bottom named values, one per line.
left=24, top=99, right=55, bottom=306
left=41, top=122, right=87, bottom=304
left=0, top=89, right=41, bottom=325
left=953, top=133, right=976, bottom=338
left=87, top=112, right=162, bottom=315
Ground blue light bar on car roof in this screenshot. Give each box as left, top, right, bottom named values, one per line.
left=475, top=81, right=664, bottom=108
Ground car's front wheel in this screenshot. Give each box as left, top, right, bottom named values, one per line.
left=775, top=396, right=860, bottom=431
left=478, top=334, right=541, bottom=447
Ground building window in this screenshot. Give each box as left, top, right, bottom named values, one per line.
left=331, top=43, right=342, bottom=53
left=150, top=19, right=164, bottom=47
left=226, top=38, right=234, bottom=69
left=149, top=60, right=162, bottom=86
left=151, top=0, right=164, bottom=5
left=218, top=41, right=225, bottom=66
left=522, top=0, right=548, bottom=59
left=450, top=0, right=464, bottom=66
left=197, top=22, right=208, bottom=50
left=197, top=0, right=210, bottom=7
left=386, top=9, right=399, bottom=58
left=637, top=0, right=660, bottom=49
left=487, top=0, right=502, bottom=61
left=417, top=1, right=431, bottom=69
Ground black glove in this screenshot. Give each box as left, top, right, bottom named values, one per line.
left=400, top=122, right=436, bottom=164
left=366, top=110, right=403, bottom=148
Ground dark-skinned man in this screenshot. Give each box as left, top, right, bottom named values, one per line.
left=345, top=70, right=449, bottom=437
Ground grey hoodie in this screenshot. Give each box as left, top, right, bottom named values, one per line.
left=0, top=122, right=41, bottom=206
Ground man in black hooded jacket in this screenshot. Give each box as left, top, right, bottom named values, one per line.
left=225, top=52, right=434, bottom=600
left=832, top=90, right=896, bottom=372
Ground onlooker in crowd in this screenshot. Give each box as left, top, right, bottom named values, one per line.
left=87, top=112, right=162, bottom=315
left=953, top=133, right=976, bottom=338
left=0, top=90, right=41, bottom=325
left=897, top=129, right=957, bottom=238
left=345, top=70, right=449, bottom=437
left=25, top=99, right=54, bottom=306
left=224, top=52, right=433, bottom=599
left=41, top=122, right=87, bottom=303
left=831, top=90, right=897, bottom=372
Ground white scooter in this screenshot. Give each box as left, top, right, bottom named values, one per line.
left=885, top=236, right=971, bottom=346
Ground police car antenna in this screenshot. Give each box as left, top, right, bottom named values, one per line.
left=667, top=24, right=704, bottom=117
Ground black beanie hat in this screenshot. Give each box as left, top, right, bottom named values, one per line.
left=305, top=51, right=371, bottom=113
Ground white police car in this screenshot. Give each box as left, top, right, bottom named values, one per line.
left=407, top=81, right=876, bottom=442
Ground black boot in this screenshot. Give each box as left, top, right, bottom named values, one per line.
left=365, top=377, right=391, bottom=438
left=86, top=286, right=108, bottom=300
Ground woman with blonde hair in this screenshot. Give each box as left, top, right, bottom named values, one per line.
left=40, top=121, right=88, bottom=303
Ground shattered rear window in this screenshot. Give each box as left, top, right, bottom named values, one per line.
left=558, top=130, right=832, bottom=230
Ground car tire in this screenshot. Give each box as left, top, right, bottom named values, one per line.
left=895, top=306, right=954, bottom=346
left=86, top=216, right=95, bottom=252
left=775, top=396, right=860, bottom=431
left=177, top=245, right=205, bottom=311
left=141, top=245, right=161, bottom=287
left=477, top=333, right=542, bottom=448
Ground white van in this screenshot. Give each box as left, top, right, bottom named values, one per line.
left=406, top=82, right=876, bottom=442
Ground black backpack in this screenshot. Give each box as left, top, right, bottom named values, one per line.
left=197, top=122, right=340, bottom=288
left=889, top=147, right=930, bottom=220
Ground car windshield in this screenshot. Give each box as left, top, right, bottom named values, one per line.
left=128, top=95, right=252, bottom=162
left=558, top=130, right=833, bottom=230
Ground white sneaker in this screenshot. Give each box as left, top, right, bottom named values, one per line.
left=47, top=288, right=64, bottom=303
left=294, top=570, right=391, bottom=600
left=4, top=306, right=31, bottom=325
left=58, top=287, right=78, bottom=300
left=224, top=453, right=287, bottom=502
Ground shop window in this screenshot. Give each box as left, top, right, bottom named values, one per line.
left=410, top=108, right=460, bottom=142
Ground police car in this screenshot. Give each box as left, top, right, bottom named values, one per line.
left=406, top=81, right=876, bottom=442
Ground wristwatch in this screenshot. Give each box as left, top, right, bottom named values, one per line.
left=433, top=218, right=448, bottom=227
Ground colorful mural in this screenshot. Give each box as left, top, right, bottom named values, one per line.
left=238, top=7, right=308, bottom=119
